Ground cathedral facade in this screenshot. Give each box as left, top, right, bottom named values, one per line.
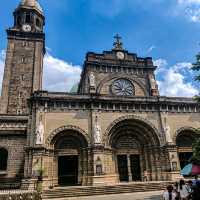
left=0, top=0, right=200, bottom=190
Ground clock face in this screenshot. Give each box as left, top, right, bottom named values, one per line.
left=112, top=79, right=134, bottom=96
left=116, top=51, right=125, bottom=60
left=22, top=24, right=32, bottom=32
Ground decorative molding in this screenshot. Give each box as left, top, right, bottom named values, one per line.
left=0, top=122, right=27, bottom=130
left=46, top=125, right=90, bottom=146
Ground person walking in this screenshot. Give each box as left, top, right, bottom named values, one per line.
left=143, top=170, right=148, bottom=181
left=186, top=180, right=193, bottom=200
left=191, top=181, right=200, bottom=200
left=178, top=179, right=189, bottom=200
left=192, top=176, right=199, bottom=186
left=162, top=185, right=177, bottom=200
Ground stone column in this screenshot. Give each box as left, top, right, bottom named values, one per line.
left=82, top=149, right=89, bottom=186
left=127, top=154, right=132, bottom=182
left=149, top=148, right=157, bottom=181
left=154, top=147, right=162, bottom=181
left=145, top=147, right=152, bottom=181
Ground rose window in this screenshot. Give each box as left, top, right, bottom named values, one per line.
left=111, top=79, right=134, bottom=96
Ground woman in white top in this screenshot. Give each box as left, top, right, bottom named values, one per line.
left=178, top=179, right=189, bottom=200
left=163, top=185, right=177, bottom=200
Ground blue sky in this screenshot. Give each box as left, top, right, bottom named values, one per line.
left=0, top=0, right=200, bottom=96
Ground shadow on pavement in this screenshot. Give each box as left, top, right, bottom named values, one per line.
left=143, top=195, right=161, bottom=200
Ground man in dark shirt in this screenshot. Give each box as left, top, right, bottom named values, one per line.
left=192, top=181, right=200, bottom=200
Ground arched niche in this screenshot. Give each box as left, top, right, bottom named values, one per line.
left=0, top=148, right=8, bottom=171
left=176, top=128, right=199, bottom=170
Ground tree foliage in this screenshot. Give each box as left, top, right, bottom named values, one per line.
left=192, top=53, right=200, bottom=102
left=191, top=137, right=200, bottom=165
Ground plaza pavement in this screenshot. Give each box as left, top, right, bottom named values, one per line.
left=50, top=190, right=163, bottom=200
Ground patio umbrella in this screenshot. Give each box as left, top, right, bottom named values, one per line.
left=181, top=163, right=200, bottom=176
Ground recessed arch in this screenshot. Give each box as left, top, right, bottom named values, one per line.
left=174, top=127, right=198, bottom=144
left=104, top=115, right=161, bottom=147
left=47, top=126, right=90, bottom=186
left=175, top=127, right=199, bottom=170
left=105, top=115, right=162, bottom=182
left=46, top=125, right=90, bottom=147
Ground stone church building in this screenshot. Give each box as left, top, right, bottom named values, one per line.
left=0, top=0, right=200, bottom=189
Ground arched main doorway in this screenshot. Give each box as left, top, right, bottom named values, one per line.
left=176, top=129, right=198, bottom=170
left=108, top=118, right=161, bottom=182
left=52, top=130, right=88, bottom=186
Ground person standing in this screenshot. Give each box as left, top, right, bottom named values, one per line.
left=186, top=180, right=193, bottom=200
left=163, top=185, right=177, bottom=200
left=143, top=170, right=148, bottom=182
left=178, top=179, right=189, bottom=200
left=192, top=181, right=200, bottom=200
left=192, top=176, right=199, bottom=186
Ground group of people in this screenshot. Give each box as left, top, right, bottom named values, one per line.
left=162, top=176, right=200, bottom=200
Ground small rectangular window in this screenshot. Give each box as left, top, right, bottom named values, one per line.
left=25, top=13, right=31, bottom=23
left=21, top=57, right=25, bottom=63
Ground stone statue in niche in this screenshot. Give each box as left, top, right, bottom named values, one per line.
left=93, top=115, right=101, bottom=144
left=89, top=72, right=96, bottom=88
left=96, top=157, right=103, bottom=175
left=36, top=114, right=44, bottom=145
left=149, top=74, right=157, bottom=90
left=164, top=117, right=173, bottom=143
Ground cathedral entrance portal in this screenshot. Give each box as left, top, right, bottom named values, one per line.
left=58, top=155, right=78, bottom=186
left=109, top=118, right=161, bottom=182
left=52, top=129, right=89, bottom=186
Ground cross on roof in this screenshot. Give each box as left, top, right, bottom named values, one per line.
left=113, top=34, right=123, bottom=50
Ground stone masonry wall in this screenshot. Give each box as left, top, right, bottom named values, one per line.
left=0, top=135, right=26, bottom=178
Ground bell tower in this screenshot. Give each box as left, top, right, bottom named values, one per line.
left=1, top=0, right=45, bottom=114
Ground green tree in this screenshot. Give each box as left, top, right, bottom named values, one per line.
left=192, top=52, right=200, bottom=101
left=191, top=137, right=200, bottom=165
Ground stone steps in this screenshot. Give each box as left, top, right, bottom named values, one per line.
left=43, top=182, right=171, bottom=199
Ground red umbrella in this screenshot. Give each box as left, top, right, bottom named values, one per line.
left=192, top=165, right=200, bottom=175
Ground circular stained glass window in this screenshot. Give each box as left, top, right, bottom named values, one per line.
left=112, top=79, right=134, bottom=96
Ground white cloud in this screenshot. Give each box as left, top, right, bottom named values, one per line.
left=154, top=59, right=198, bottom=97
left=153, top=58, right=168, bottom=75
left=0, top=50, right=5, bottom=94
left=43, top=52, right=81, bottom=92
left=177, top=0, right=200, bottom=22
left=178, top=0, right=200, bottom=5
left=147, top=45, right=156, bottom=54
left=0, top=50, right=81, bottom=94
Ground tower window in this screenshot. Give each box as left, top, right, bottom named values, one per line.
left=17, top=109, right=23, bottom=115
left=17, top=16, right=21, bottom=26
left=21, top=74, right=25, bottom=81
left=25, top=13, right=31, bottom=23
left=36, top=18, right=41, bottom=28
left=22, top=41, right=28, bottom=47
left=21, top=57, right=25, bottom=63
left=18, top=91, right=23, bottom=98
left=0, top=148, right=8, bottom=171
